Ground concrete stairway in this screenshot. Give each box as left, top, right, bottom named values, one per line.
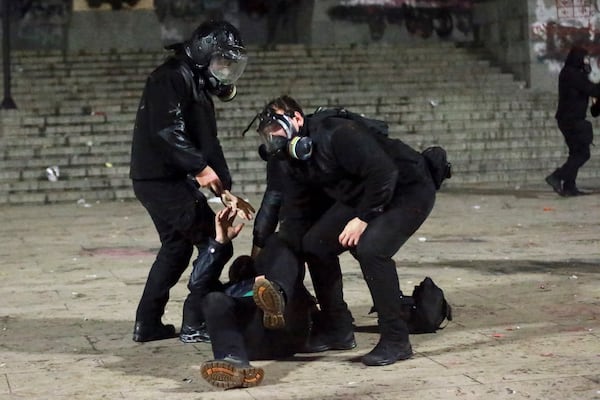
left=0, top=42, right=597, bottom=205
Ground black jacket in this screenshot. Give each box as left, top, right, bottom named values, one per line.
left=555, top=47, right=600, bottom=122
left=129, top=53, right=232, bottom=189
left=278, top=115, right=429, bottom=249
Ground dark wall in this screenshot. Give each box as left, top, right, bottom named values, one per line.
left=3, top=0, right=478, bottom=51
left=472, top=0, right=531, bottom=86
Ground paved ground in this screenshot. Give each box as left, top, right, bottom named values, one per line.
left=1, top=182, right=600, bottom=400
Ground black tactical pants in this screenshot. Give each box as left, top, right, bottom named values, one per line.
left=132, top=178, right=219, bottom=324
left=555, top=119, right=593, bottom=190
left=302, top=179, right=436, bottom=343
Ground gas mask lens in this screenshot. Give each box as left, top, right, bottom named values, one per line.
left=258, top=121, right=285, bottom=152
left=208, top=50, right=248, bottom=85
left=257, top=111, right=296, bottom=156
left=258, top=112, right=295, bottom=140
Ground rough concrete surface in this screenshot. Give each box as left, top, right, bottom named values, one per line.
left=1, top=185, right=599, bottom=399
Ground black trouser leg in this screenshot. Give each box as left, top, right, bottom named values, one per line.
left=132, top=179, right=215, bottom=324
left=352, top=184, right=434, bottom=340
left=302, top=202, right=357, bottom=330
left=255, top=234, right=303, bottom=301
left=252, top=234, right=314, bottom=358
left=135, top=212, right=193, bottom=323
left=556, top=120, right=593, bottom=190
left=203, top=292, right=265, bottom=362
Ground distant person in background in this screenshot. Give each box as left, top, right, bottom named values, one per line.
left=129, top=20, right=254, bottom=342
left=546, top=45, right=600, bottom=196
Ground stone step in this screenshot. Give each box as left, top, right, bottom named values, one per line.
left=0, top=42, right=579, bottom=204
left=2, top=93, right=551, bottom=120
left=0, top=144, right=587, bottom=182
left=0, top=123, right=568, bottom=154
left=2, top=162, right=599, bottom=206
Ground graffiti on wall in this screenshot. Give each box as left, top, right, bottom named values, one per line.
left=327, top=0, right=474, bottom=41
left=532, top=0, right=600, bottom=79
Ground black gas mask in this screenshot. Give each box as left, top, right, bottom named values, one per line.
left=184, top=20, right=248, bottom=102
left=205, top=52, right=246, bottom=101
left=256, top=109, right=312, bottom=160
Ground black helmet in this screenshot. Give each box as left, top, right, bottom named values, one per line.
left=184, top=20, right=247, bottom=85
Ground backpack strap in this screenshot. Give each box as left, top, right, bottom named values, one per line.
left=437, top=300, right=453, bottom=330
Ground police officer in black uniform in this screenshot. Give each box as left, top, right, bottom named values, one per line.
left=254, top=95, right=437, bottom=366
left=546, top=45, right=600, bottom=196
left=129, top=20, right=254, bottom=342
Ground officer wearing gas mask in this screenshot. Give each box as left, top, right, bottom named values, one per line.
left=546, top=45, right=600, bottom=197
left=129, top=20, right=255, bottom=343
left=253, top=95, right=437, bottom=367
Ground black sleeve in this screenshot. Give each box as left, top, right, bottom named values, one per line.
left=187, top=238, right=233, bottom=294
left=567, top=69, right=600, bottom=98
left=148, top=68, right=210, bottom=175
left=189, top=98, right=233, bottom=190
left=253, top=158, right=285, bottom=247
left=277, top=165, right=316, bottom=253
left=253, top=189, right=283, bottom=248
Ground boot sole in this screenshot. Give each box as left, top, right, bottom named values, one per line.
left=200, top=360, right=264, bottom=389
left=253, top=279, right=285, bottom=329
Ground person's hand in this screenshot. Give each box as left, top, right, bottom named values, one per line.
left=214, top=206, right=244, bottom=244
left=338, top=217, right=368, bottom=247
left=221, top=190, right=255, bottom=220
left=195, top=166, right=224, bottom=196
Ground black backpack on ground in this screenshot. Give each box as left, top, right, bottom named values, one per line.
left=369, top=276, right=453, bottom=334
left=402, top=276, right=453, bottom=334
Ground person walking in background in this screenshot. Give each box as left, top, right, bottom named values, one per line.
left=129, top=20, right=254, bottom=342
left=546, top=45, right=600, bottom=197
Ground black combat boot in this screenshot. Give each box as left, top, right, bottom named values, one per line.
left=302, top=310, right=356, bottom=353
left=361, top=337, right=413, bottom=366
left=132, top=321, right=176, bottom=342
